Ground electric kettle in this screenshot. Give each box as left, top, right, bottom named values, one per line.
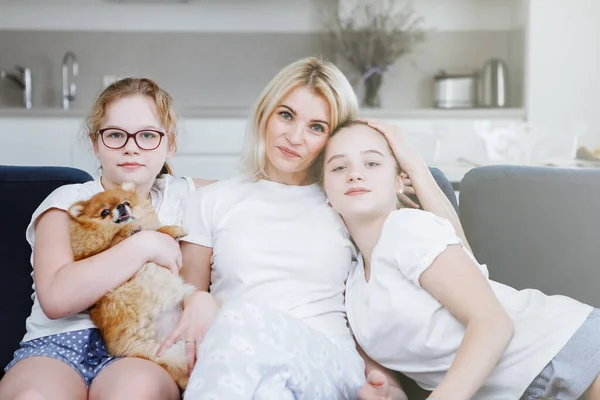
left=479, top=58, right=509, bottom=108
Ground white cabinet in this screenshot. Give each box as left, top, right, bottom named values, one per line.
left=0, top=112, right=526, bottom=183
left=0, top=116, right=251, bottom=180
left=171, top=118, right=248, bottom=180
left=1, top=118, right=80, bottom=166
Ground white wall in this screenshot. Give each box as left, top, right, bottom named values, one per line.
left=0, top=0, right=520, bottom=32
left=525, top=0, right=600, bottom=148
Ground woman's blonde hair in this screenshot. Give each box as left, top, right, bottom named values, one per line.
left=240, top=56, right=359, bottom=181
left=84, top=77, right=179, bottom=177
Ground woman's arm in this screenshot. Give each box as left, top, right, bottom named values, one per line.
left=419, top=245, right=514, bottom=400
left=34, top=209, right=181, bottom=319
left=158, top=241, right=218, bottom=368
left=180, top=241, right=212, bottom=292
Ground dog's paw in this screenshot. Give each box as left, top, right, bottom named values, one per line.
left=157, top=225, right=187, bottom=240
left=111, top=224, right=143, bottom=247
left=129, top=225, right=143, bottom=236
left=120, top=224, right=142, bottom=238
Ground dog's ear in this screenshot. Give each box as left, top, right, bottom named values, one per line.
left=121, top=182, right=136, bottom=192
left=68, top=201, right=86, bottom=219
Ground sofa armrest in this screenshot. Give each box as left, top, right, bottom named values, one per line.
left=0, top=165, right=93, bottom=376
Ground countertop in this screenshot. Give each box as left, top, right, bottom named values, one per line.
left=0, top=106, right=527, bottom=120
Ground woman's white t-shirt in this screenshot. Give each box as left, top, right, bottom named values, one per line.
left=182, top=175, right=356, bottom=347
left=345, top=209, right=593, bottom=399
left=23, top=174, right=196, bottom=342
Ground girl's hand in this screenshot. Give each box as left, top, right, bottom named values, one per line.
left=157, top=291, right=220, bottom=374
left=357, top=117, right=428, bottom=177
left=133, top=230, right=183, bottom=274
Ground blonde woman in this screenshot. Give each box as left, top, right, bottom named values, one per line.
left=158, top=57, right=407, bottom=399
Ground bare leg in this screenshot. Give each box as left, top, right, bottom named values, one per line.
left=0, top=356, right=87, bottom=400
left=585, top=373, right=600, bottom=400
left=89, top=357, right=180, bottom=400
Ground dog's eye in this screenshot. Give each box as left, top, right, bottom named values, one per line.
left=100, top=209, right=110, bottom=218
left=123, top=202, right=130, bottom=207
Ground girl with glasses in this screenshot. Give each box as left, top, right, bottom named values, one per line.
left=0, top=77, right=213, bottom=400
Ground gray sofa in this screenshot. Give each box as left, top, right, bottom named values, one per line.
left=2, top=164, right=598, bottom=397
left=402, top=164, right=600, bottom=399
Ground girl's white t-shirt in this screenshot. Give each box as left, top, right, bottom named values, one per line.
left=181, top=174, right=356, bottom=347
left=23, top=174, right=195, bottom=342
left=346, top=209, right=593, bottom=399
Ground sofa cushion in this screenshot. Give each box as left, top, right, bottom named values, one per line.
left=0, top=165, right=93, bottom=375
left=459, top=165, right=600, bottom=307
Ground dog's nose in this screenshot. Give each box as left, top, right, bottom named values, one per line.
left=116, top=203, right=127, bottom=214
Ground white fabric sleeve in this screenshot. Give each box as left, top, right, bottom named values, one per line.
left=181, top=186, right=214, bottom=248
left=159, top=175, right=199, bottom=226
left=387, top=210, right=462, bottom=287
left=182, top=176, right=196, bottom=192
left=25, top=183, right=98, bottom=248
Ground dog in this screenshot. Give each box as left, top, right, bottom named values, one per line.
left=67, top=183, right=196, bottom=390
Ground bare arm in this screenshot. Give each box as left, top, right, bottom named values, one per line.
left=420, top=245, right=514, bottom=400
left=180, top=241, right=212, bottom=292
left=34, top=209, right=177, bottom=320
left=193, top=178, right=217, bottom=188
left=159, top=242, right=217, bottom=362
left=406, top=165, right=472, bottom=254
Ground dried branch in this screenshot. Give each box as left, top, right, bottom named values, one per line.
left=326, top=0, right=427, bottom=75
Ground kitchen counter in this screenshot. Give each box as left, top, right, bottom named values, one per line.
left=0, top=108, right=529, bottom=182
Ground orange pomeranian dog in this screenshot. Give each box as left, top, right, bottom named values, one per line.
left=67, top=183, right=196, bottom=390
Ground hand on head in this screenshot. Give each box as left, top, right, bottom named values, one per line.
left=356, top=118, right=427, bottom=178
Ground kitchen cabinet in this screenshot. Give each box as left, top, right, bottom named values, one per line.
left=0, top=109, right=526, bottom=183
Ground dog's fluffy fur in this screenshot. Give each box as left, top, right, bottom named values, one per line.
left=67, top=183, right=196, bottom=389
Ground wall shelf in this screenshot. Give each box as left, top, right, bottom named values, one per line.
left=360, top=107, right=526, bottom=120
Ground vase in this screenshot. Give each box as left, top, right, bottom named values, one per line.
left=362, top=72, right=383, bottom=108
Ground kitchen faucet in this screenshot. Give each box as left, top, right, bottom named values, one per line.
left=62, top=51, right=78, bottom=110
left=0, top=66, right=32, bottom=109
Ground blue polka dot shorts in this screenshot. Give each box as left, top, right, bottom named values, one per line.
left=4, top=328, right=117, bottom=387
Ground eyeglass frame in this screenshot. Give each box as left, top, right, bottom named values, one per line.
left=97, top=128, right=166, bottom=151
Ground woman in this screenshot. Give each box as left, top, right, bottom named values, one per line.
left=157, top=57, right=411, bottom=399
left=319, top=118, right=600, bottom=400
